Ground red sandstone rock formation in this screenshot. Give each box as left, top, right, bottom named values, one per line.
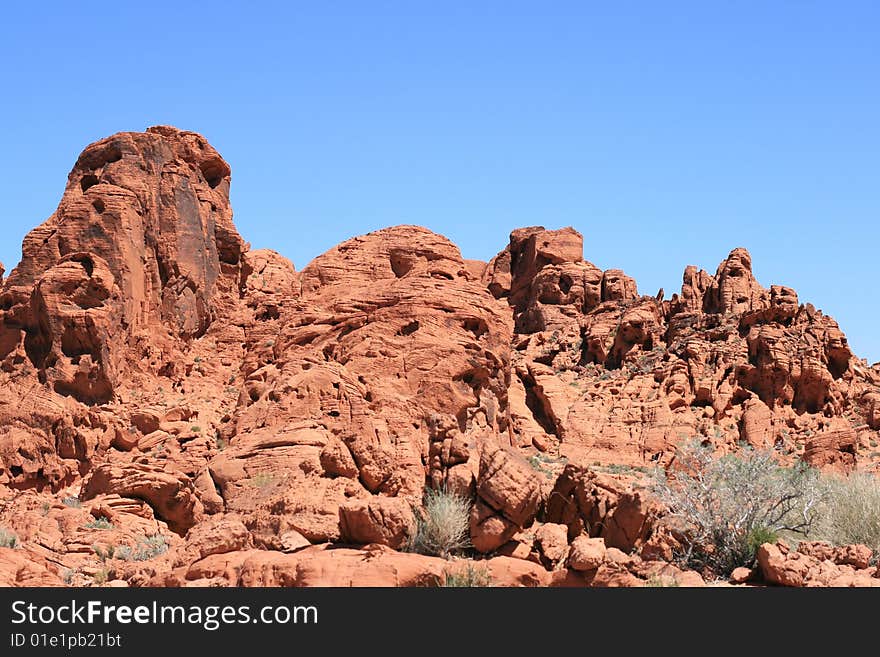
left=756, top=540, right=880, bottom=587
left=1, top=127, right=878, bottom=588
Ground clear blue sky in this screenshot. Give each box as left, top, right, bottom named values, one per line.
left=1, top=2, right=877, bottom=361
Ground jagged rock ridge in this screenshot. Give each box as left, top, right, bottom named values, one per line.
left=1, top=127, right=878, bottom=588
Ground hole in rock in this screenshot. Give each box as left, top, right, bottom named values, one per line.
left=92, top=198, right=105, bottom=213
left=462, top=318, right=488, bottom=339
left=199, top=158, right=228, bottom=189
left=70, top=254, right=94, bottom=277
left=398, top=321, right=420, bottom=336
left=80, top=175, right=99, bottom=192
left=518, top=370, right=559, bottom=439
left=101, top=144, right=123, bottom=165
left=559, top=274, right=573, bottom=294
left=390, top=252, right=413, bottom=278
left=257, top=307, right=280, bottom=321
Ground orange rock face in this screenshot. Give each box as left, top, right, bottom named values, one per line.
left=757, top=541, right=880, bottom=587
left=1, top=127, right=878, bottom=588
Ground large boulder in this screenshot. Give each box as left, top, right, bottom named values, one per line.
left=545, top=463, right=656, bottom=553
left=339, top=497, right=415, bottom=549
left=470, top=441, right=543, bottom=553
left=80, top=463, right=203, bottom=534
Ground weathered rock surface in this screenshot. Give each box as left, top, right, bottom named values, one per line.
left=0, top=548, right=64, bottom=586
left=757, top=541, right=880, bottom=587
left=339, top=497, right=415, bottom=549
left=545, top=463, right=656, bottom=552
left=1, top=127, right=878, bottom=588
left=80, top=463, right=202, bottom=534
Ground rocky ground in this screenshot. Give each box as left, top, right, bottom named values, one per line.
left=1, top=126, right=878, bottom=587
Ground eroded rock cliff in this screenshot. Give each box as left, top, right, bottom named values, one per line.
left=1, top=127, right=878, bottom=588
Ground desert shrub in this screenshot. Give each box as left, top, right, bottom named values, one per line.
left=0, top=527, right=19, bottom=548
left=443, top=562, right=492, bottom=587
left=528, top=453, right=568, bottom=480
left=651, top=441, right=822, bottom=576
left=746, top=526, right=779, bottom=556
left=84, top=516, right=114, bottom=530
left=815, top=471, right=880, bottom=556
left=93, top=568, right=110, bottom=585
left=644, top=574, right=680, bottom=587
left=409, top=486, right=472, bottom=559
left=528, top=454, right=554, bottom=479
left=114, top=535, right=168, bottom=561
left=247, top=473, right=276, bottom=488
left=62, top=496, right=82, bottom=508
left=93, top=544, right=115, bottom=561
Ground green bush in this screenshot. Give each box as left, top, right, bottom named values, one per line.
left=815, top=472, right=880, bottom=556
left=746, top=526, right=779, bottom=555
left=409, top=486, right=472, bottom=559
left=651, top=441, right=822, bottom=576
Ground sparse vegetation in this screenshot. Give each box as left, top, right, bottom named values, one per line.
left=409, top=486, right=472, bottom=559
left=93, top=567, right=110, bottom=585
left=814, top=472, right=880, bottom=558
left=62, top=496, right=82, bottom=508
left=528, top=452, right=568, bottom=479
left=602, top=463, right=638, bottom=475
left=644, top=574, right=680, bottom=587
left=93, top=544, right=116, bottom=561
left=115, top=535, right=168, bottom=561
left=247, top=473, right=276, bottom=488
left=651, top=441, right=822, bottom=576
left=93, top=534, right=168, bottom=562
left=747, top=526, right=779, bottom=556
left=443, top=562, right=492, bottom=587
left=592, top=462, right=650, bottom=476
left=0, top=527, right=19, bottom=548
left=84, top=516, right=114, bottom=530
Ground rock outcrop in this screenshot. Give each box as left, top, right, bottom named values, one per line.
left=1, top=127, right=878, bottom=588
left=756, top=541, right=880, bottom=587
